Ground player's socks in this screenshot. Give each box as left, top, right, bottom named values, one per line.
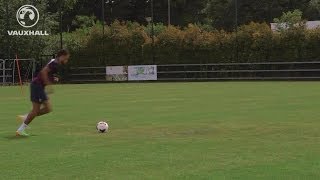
left=17, top=114, right=31, bottom=129
left=17, top=122, right=28, bottom=132
left=16, top=130, right=29, bottom=137
left=16, top=123, right=30, bottom=136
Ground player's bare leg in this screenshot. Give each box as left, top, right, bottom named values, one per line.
left=38, top=100, right=52, bottom=117
left=16, top=102, right=40, bottom=136
left=24, top=102, right=41, bottom=125
left=18, top=100, right=52, bottom=121
left=16, top=101, right=53, bottom=136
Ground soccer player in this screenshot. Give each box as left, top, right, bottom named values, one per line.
left=16, top=49, right=70, bottom=136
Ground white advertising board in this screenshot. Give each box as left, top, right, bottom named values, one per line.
left=106, top=66, right=128, bottom=81
left=106, top=66, right=126, bottom=75
left=128, top=65, right=157, bottom=81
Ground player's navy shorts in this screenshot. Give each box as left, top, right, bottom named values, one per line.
left=30, top=82, right=48, bottom=103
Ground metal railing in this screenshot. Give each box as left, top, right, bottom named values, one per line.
left=68, top=61, right=320, bottom=83
left=0, top=59, right=36, bottom=85
left=0, top=60, right=4, bottom=85
left=69, top=67, right=106, bottom=82
left=157, top=61, right=320, bottom=81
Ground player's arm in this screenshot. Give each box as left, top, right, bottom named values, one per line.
left=40, top=66, right=55, bottom=94
left=54, top=76, right=59, bottom=82
left=53, top=74, right=61, bottom=82
left=40, top=66, right=51, bottom=85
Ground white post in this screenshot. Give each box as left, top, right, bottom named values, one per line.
left=168, top=0, right=171, bottom=26
left=0, top=60, right=4, bottom=85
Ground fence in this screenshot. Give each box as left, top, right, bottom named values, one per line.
left=0, top=59, right=36, bottom=86
left=68, top=61, right=320, bottom=83
left=157, top=61, right=320, bottom=80
left=69, top=67, right=107, bottom=83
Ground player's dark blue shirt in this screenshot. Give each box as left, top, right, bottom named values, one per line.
left=32, top=59, right=59, bottom=87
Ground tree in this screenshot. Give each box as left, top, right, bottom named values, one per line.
left=273, top=9, right=305, bottom=31
left=310, top=0, right=320, bottom=13
left=169, top=0, right=207, bottom=25
left=203, top=0, right=312, bottom=30
left=72, top=15, right=96, bottom=29
left=203, top=0, right=234, bottom=30
left=0, top=0, right=57, bottom=58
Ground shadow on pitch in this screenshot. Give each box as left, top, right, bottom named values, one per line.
left=3, top=134, right=38, bottom=140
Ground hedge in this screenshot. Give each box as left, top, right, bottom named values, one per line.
left=45, top=21, right=320, bottom=66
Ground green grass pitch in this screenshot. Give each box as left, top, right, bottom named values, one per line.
left=1, top=82, right=320, bottom=179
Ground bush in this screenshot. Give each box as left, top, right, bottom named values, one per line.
left=51, top=21, right=320, bottom=67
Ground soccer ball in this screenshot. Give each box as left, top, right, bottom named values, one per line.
left=96, top=121, right=109, bottom=133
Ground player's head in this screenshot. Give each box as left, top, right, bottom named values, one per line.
left=56, top=49, right=70, bottom=64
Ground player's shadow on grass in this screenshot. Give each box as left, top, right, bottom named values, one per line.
left=3, top=134, right=38, bottom=140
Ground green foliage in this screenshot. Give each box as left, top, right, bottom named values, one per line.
left=0, top=0, right=55, bottom=58
left=47, top=21, right=320, bottom=66
left=1, top=0, right=319, bottom=66
left=72, top=15, right=96, bottom=29
left=194, top=22, right=215, bottom=32
left=203, top=0, right=233, bottom=30
left=204, top=0, right=318, bottom=30
left=273, top=10, right=305, bottom=32
left=156, top=25, right=184, bottom=63
left=236, top=22, right=273, bottom=62
left=60, top=21, right=150, bottom=66
left=144, top=23, right=167, bottom=36
left=310, top=0, right=320, bottom=12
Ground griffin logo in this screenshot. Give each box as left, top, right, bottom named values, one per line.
left=16, top=5, right=39, bottom=28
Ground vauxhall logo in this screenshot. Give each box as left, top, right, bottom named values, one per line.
left=17, top=5, right=39, bottom=28
left=8, top=30, right=49, bottom=36
left=7, top=5, right=49, bottom=36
